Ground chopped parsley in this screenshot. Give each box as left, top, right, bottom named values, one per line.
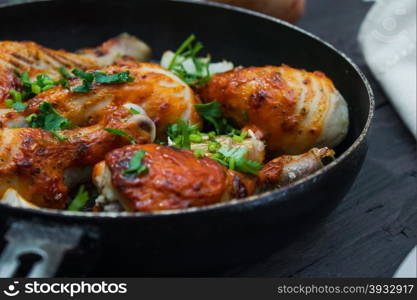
left=104, top=128, right=137, bottom=145
left=72, top=69, right=95, bottom=93
left=129, top=107, right=141, bottom=115
left=193, top=149, right=205, bottom=158
left=59, top=67, right=73, bottom=79
left=72, top=69, right=134, bottom=93
left=232, top=131, right=248, bottom=143
left=18, top=71, right=67, bottom=98
left=212, top=146, right=263, bottom=175
left=168, top=119, right=202, bottom=150
left=67, top=185, right=89, bottom=211
left=208, top=141, right=220, bottom=153
left=5, top=89, right=26, bottom=112
left=95, top=71, right=134, bottom=84
left=26, top=102, right=72, bottom=141
left=194, top=102, right=241, bottom=136
left=167, top=34, right=211, bottom=87
left=5, top=69, right=73, bottom=112
left=124, top=150, right=149, bottom=176
left=34, top=74, right=56, bottom=92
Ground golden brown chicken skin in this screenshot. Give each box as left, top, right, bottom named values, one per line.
left=198, top=65, right=349, bottom=155
left=0, top=108, right=153, bottom=209
left=0, top=33, right=150, bottom=103
left=0, top=69, right=20, bottom=103
left=4, top=62, right=202, bottom=138
left=0, top=41, right=97, bottom=81
left=93, top=144, right=256, bottom=212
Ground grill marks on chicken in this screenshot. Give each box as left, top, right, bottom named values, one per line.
left=93, top=145, right=256, bottom=212
left=0, top=33, right=151, bottom=102
left=14, top=62, right=202, bottom=138
left=198, top=65, right=349, bottom=155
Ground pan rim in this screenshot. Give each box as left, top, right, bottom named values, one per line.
left=0, top=0, right=375, bottom=219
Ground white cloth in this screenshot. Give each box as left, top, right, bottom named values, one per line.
left=358, top=0, right=416, bottom=137
left=393, top=247, right=417, bottom=278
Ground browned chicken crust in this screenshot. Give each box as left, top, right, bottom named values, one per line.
left=0, top=33, right=151, bottom=103
left=11, top=62, right=202, bottom=138
left=94, top=144, right=256, bottom=212
left=0, top=41, right=98, bottom=94
left=198, top=65, right=349, bottom=155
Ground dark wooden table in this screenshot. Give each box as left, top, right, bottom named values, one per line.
left=0, top=0, right=415, bottom=278
left=220, top=0, right=416, bottom=278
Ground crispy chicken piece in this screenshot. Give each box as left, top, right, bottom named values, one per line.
left=259, top=147, right=335, bottom=188
left=1, top=62, right=202, bottom=138
left=93, top=145, right=257, bottom=212
left=198, top=65, right=349, bottom=155
left=93, top=145, right=335, bottom=212
left=0, top=106, right=155, bottom=209
left=0, top=33, right=151, bottom=103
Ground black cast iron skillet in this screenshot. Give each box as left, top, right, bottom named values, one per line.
left=0, top=0, right=374, bottom=277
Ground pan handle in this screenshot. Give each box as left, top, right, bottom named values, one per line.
left=0, top=219, right=98, bottom=278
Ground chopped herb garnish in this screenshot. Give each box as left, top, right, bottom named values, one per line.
left=123, top=150, right=149, bottom=176
left=72, top=83, right=92, bottom=93
left=5, top=89, right=27, bottom=112
left=129, top=107, right=141, bottom=115
left=168, top=119, right=201, bottom=149
left=26, top=102, right=72, bottom=141
left=8, top=70, right=71, bottom=110
left=9, top=89, right=22, bottom=102
left=189, top=133, right=203, bottom=143
left=95, top=71, right=134, bottom=84
left=194, top=102, right=240, bottom=135
left=72, top=68, right=94, bottom=82
left=105, top=128, right=137, bottom=144
left=167, top=34, right=211, bottom=87
left=59, top=67, right=73, bottom=79
left=19, top=71, right=66, bottom=98
left=195, top=102, right=221, bottom=131
left=232, top=131, right=248, bottom=143
left=72, top=69, right=94, bottom=93
left=208, top=131, right=217, bottom=141
left=67, top=185, right=89, bottom=211
left=211, top=146, right=263, bottom=175
left=10, top=102, right=27, bottom=112
left=35, top=74, right=56, bottom=92
left=193, top=149, right=205, bottom=158
left=55, top=78, right=70, bottom=89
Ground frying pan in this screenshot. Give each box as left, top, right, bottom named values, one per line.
left=0, top=0, right=374, bottom=277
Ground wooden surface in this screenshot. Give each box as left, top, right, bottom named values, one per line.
left=0, top=0, right=415, bottom=278
left=222, top=0, right=416, bottom=277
